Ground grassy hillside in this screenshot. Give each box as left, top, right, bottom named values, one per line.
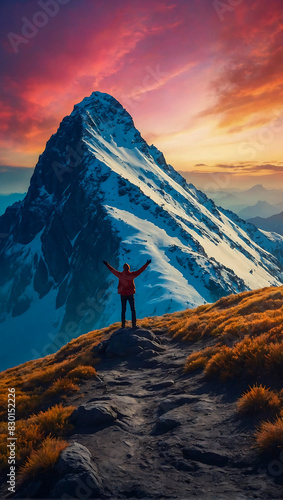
left=0, top=285, right=282, bottom=485
left=0, top=324, right=116, bottom=480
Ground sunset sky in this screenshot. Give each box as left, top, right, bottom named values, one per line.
left=0, top=0, right=283, bottom=193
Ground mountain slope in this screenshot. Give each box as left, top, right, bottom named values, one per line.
left=0, top=285, right=282, bottom=499
left=0, top=92, right=283, bottom=370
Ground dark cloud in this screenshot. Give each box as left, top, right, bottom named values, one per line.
left=213, top=163, right=283, bottom=173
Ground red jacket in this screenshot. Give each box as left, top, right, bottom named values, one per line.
left=106, top=262, right=149, bottom=295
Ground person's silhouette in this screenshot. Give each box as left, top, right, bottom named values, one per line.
left=103, top=259, right=151, bottom=329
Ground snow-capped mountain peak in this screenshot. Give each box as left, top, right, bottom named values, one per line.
left=0, top=91, right=283, bottom=370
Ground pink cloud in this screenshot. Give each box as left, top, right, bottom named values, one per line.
left=0, top=0, right=282, bottom=175
left=198, top=0, right=283, bottom=130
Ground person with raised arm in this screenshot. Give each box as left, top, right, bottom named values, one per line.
left=103, top=259, right=151, bottom=329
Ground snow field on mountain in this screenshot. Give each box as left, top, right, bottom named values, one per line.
left=82, top=118, right=282, bottom=292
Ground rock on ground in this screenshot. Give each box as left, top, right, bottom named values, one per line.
left=51, top=442, right=101, bottom=498
left=70, top=402, right=118, bottom=428
left=91, top=327, right=165, bottom=358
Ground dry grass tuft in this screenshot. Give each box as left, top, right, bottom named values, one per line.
left=45, top=378, right=79, bottom=398
left=0, top=325, right=112, bottom=420
left=184, top=345, right=221, bottom=373
left=16, top=421, right=44, bottom=456
left=18, top=436, right=68, bottom=482
left=255, top=417, right=283, bottom=454
left=237, top=385, right=281, bottom=416
left=10, top=404, right=75, bottom=467
left=67, top=365, right=97, bottom=381
left=204, top=335, right=283, bottom=383
left=140, top=286, right=283, bottom=345
left=29, top=404, right=75, bottom=437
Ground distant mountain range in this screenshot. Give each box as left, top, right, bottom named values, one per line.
left=248, top=211, right=283, bottom=236
left=0, top=92, right=283, bottom=370
left=237, top=200, right=282, bottom=220
left=0, top=193, right=26, bottom=215
left=195, top=183, right=283, bottom=219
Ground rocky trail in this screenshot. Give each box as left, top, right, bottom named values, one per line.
left=18, top=328, right=282, bottom=499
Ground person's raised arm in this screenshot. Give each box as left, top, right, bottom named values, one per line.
left=103, top=261, right=121, bottom=278
left=131, top=259, right=151, bottom=278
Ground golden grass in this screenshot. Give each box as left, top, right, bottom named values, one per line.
left=0, top=428, right=8, bottom=470
left=175, top=287, right=283, bottom=454
left=204, top=335, right=283, bottom=382
left=184, top=345, right=221, bottom=373
left=141, top=286, right=283, bottom=346
left=67, top=365, right=97, bottom=381
left=0, top=325, right=114, bottom=477
left=237, top=385, right=281, bottom=416
left=45, top=378, right=79, bottom=398
left=0, top=404, right=75, bottom=472
left=29, top=404, right=75, bottom=437
left=18, top=436, right=68, bottom=482
left=255, top=416, right=283, bottom=453
left=0, top=325, right=113, bottom=421
left=174, top=286, right=283, bottom=386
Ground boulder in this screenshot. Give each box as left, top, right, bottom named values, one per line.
left=155, top=414, right=181, bottom=434
left=70, top=403, right=118, bottom=428
left=55, top=442, right=98, bottom=475
left=51, top=442, right=101, bottom=498
left=105, top=328, right=164, bottom=358
left=91, top=339, right=108, bottom=357
left=158, top=399, right=177, bottom=413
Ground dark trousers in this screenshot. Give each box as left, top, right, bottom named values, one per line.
left=121, top=294, right=136, bottom=327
